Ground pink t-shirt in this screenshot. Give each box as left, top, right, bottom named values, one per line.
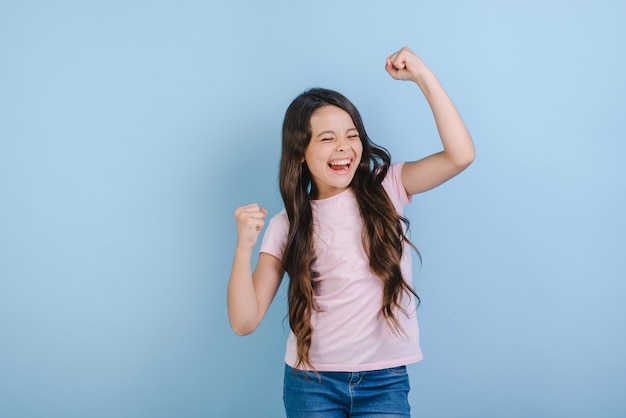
left=260, top=162, right=422, bottom=372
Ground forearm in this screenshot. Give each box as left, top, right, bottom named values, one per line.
left=414, top=70, right=475, bottom=167
left=227, top=246, right=260, bottom=335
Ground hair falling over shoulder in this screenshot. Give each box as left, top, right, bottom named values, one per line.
left=279, top=88, right=420, bottom=371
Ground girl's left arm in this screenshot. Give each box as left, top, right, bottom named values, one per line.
left=386, top=46, right=475, bottom=196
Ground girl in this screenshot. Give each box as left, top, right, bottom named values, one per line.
left=228, top=46, right=475, bottom=417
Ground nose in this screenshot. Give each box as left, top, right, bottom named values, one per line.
left=336, top=137, right=349, bottom=152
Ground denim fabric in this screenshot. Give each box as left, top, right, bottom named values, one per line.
left=283, top=364, right=411, bottom=417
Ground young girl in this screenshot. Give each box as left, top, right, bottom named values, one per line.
left=228, top=46, right=475, bottom=417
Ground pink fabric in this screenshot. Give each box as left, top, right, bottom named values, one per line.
left=260, top=163, right=422, bottom=372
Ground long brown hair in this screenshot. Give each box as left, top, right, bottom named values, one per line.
left=279, top=88, right=419, bottom=370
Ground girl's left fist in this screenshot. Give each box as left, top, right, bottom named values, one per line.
left=385, top=46, right=431, bottom=82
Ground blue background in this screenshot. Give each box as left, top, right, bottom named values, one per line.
left=1, top=1, right=624, bottom=417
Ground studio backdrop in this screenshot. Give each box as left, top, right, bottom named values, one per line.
left=1, top=1, right=624, bottom=417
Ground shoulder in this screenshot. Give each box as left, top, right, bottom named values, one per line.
left=265, top=208, right=289, bottom=235
left=259, top=208, right=289, bottom=259
left=383, top=162, right=405, bottom=183
left=268, top=208, right=288, bottom=225
left=382, top=162, right=411, bottom=208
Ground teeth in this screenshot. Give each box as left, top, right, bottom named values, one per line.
left=329, top=159, right=351, bottom=166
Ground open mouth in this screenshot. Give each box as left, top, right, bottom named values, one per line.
left=328, top=158, right=352, bottom=172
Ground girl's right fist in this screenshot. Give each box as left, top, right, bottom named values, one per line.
left=234, top=203, right=268, bottom=247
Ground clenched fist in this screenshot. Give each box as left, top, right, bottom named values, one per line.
left=234, top=203, right=268, bottom=248
left=385, top=46, right=432, bottom=83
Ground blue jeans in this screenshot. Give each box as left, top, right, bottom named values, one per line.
left=283, top=364, right=411, bottom=417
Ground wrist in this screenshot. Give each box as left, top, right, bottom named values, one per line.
left=412, top=68, right=437, bottom=86
left=235, top=243, right=255, bottom=256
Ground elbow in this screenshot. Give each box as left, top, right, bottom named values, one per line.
left=229, top=319, right=258, bottom=336
left=455, top=146, right=476, bottom=170
left=445, top=141, right=475, bottom=172
left=232, top=327, right=254, bottom=337
left=462, top=151, right=476, bottom=169
left=227, top=303, right=260, bottom=336
left=233, top=329, right=253, bottom=337
left=450, top=156, right=474, bottom=173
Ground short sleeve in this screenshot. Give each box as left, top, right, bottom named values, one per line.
left=259, top=209, right=289, bottom=261
left=382, top=162, right=412, bottom=210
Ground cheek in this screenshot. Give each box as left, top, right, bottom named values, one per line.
left=355, top=145, right=364, bottom=161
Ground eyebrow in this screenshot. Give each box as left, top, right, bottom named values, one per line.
left=316, top=128, right=358, bottom=137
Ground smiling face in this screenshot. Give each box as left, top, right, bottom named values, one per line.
left=303, top=105, right=363, bottom=200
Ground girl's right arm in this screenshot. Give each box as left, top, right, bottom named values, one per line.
left=227, top=203, right=284, bottom=336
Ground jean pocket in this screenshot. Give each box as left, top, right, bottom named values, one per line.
left=388, top=365, right=407, bottom=374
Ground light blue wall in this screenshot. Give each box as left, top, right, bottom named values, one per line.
left=1, top=1, right=624, bottom=417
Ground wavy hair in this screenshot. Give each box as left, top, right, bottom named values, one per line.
left=279, top=88, right=419, bottom=371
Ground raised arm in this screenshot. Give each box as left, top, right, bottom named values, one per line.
left=385, top=46, right=475, bottom=195
left=227, top=203, right=284, bottom=336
